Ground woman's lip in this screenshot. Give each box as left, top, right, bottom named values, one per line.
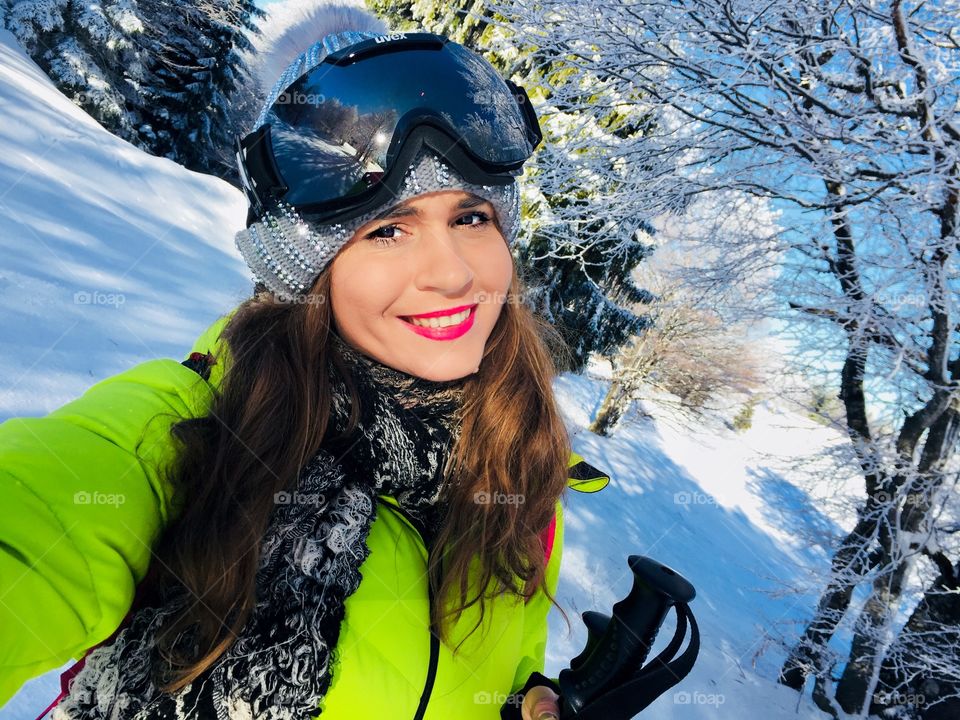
left=400, top=305, right=477, bottom=340
left=401, top=303, right=478, bottom=320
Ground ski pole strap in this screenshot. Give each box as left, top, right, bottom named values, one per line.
left=562, top=602, right=699, bottom=720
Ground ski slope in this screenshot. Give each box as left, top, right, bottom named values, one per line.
left=0, top=21, right=844, bottom=720
left=0, top=21, right=251, bottom=423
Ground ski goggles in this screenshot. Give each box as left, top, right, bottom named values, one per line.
left=235, top=32, right=543, bottom=226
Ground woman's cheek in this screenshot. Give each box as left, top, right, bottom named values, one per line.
left=486, top=240, right=514, bottom=298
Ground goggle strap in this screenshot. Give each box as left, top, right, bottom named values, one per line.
left=237, top=125, right=290, bottom=218
left=506, top=79, right=543, bottom=151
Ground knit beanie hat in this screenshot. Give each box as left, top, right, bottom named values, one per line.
left=234, top=25, right=522, bottom=301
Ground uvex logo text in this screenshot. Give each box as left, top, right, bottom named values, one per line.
left=374, top=33, right=407, bottom=43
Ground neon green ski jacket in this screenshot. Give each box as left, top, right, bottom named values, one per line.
left=0, top=309, right=609, bottom=718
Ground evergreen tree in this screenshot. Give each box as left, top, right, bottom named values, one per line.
left=517, top=203, right=655, bottom=372
left=5, top=0, right=264, bottom=178
left=135, top=0, right=264, bottom=177
left=7, top=0, right=147, bottom=139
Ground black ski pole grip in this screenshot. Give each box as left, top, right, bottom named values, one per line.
left=558, top=555, right=695, bottom=716
left=567, top=611, right=611, bottom=672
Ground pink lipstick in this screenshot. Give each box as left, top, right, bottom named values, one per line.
left=400, top=304, right=478, bottom=341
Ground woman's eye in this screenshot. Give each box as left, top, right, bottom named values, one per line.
left=457, top=211, right=491, bottom=228
left=364, top=211, right=491, bottom=245
left=365, top=224, right=403, bottom=244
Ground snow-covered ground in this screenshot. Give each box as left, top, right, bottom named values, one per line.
left=0, top=20, right=251, bottom=423
left=1, top=20, right=849, bottom=720
left=548, top=365, right=849, bottom=719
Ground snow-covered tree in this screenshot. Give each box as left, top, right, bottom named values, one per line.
left=7, top=0, right=147, bottom=138
left=590, top=189, right=777, bottom=435
left=5, top=0, right=264, bottom=177
left=875, top=546, right=960, bottom=718
left=494, top=0, right=959, bottom=715
left=516, top=209, right=654, bottom=373
left=135, top=0, right=264, bottom=177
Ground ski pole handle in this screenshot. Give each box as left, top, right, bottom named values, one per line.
left=558, top=555, right=695, bottom=716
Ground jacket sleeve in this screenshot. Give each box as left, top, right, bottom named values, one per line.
left=0, top=359, right=215, bottom=706
left=509, top=496, right=565, bottom=694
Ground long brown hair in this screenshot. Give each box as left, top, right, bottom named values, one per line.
left=146, top=261, right=573, bottom=693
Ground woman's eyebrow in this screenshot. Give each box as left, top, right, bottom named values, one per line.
left=372, top=193, right=490, bottom=221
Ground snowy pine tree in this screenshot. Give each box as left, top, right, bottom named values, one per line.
left=6, top=0, right=147, bottom=139
left=5, top=0, right=264, bottom=177
left=516, top=202, right=655, bottom=373
left=135, top=0, right=264, bottom=177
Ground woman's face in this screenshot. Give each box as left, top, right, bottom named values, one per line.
left=327, top=190, right=514, bottom=381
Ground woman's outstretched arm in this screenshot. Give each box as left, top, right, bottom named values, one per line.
left=0, top=359, right=215, bottom=705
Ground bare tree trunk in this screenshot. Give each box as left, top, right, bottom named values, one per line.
left=778, top=513, right=878, bottom=689
left=834, top=408, right=960, bottom=713
left=875, top=551, right=960, bottom=720
left=590, top=377, right=630, bottom=436
left=834, top=549, right=910, bottom=713
left=780, top=196, right=885, bottom=690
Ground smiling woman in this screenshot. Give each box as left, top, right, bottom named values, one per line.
left=330, top=188, right=514, bottom=381
left=0, top=5, right=609, bottom=720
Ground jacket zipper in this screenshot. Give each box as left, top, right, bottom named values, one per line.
left=377, top=499, right=440, bottom=720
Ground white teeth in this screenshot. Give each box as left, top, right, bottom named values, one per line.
left=408, top=308, right=472, bottom=328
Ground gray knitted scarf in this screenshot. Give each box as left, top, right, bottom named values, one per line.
left=53, top=330, right=467, bottom=719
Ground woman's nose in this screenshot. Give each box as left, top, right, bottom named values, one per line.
left=414, top=227, right=474, bottom=293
